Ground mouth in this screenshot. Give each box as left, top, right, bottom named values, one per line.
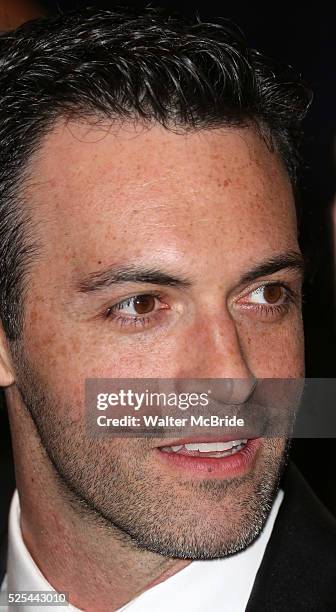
left=155, top=436, right=261, bottom=478
left=160, top=439, right=248, bottom=457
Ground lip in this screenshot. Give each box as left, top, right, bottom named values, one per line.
left=154, top=437, right=262, bottom=479
left=155, top=433, right=257, bottom=448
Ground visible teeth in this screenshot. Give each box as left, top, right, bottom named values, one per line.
left=184, top=440, right=246, bottom=452
left=159, top=439, right=248, bottom=455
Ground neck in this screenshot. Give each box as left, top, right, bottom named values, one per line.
left=7, top=387, right=190, bottom=611
left=20, top=503, right=188, bottom=611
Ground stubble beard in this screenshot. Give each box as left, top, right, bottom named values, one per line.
left=13, top=353, right=290, bottom=560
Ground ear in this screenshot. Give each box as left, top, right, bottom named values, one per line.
left=0, top=322, right=15, bottom=387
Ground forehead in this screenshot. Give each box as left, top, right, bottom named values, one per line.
left=24, top=120, right=297, bottom=275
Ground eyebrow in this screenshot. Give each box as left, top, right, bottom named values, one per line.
left=238, top=251, right=305, bottom=285
left=75, top=266, right=192, bottom=293
left=75, top=250, right=305, bottom=295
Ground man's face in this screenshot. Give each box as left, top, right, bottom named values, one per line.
left=10, top=121, right=304, bottom=558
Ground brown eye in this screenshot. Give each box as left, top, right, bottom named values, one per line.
left=263, top=285, right=282, bottom=304
left=133, top=295, right=156, bottom=314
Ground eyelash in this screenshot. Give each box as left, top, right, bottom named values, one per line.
left=105, top=291, right=166, bottom=330
left=238, top=282, right=299, bottom=318
left=104, top=282, right=299, bottom=330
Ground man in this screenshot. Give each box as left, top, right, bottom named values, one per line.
left=0, top=7, right=335, bottom=611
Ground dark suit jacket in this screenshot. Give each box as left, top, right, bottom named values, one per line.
left=1, top=461, right=336, bottom=610
left=246, top=462, right=336, bottom=611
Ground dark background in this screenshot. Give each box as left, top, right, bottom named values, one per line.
left=1, top=1, right=336, bottom=516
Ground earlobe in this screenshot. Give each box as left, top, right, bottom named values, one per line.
left=0, top=324, right=15, bottom=387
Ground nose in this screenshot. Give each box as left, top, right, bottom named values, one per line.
left=176, top=313, right=256, bottom=404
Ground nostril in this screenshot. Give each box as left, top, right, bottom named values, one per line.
left=226, top=377, right=258, bottom=405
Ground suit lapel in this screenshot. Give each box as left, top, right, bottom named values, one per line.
left=246, top=462, right=336, bottom=611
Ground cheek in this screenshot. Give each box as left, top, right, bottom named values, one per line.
left=21, top=307, right=178, bottom=417
left=237, top=314, right=305, bottom=377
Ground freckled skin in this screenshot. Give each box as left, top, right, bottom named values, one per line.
left=0, top=122, right=304, bottom=611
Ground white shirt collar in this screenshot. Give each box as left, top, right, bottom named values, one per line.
left=1, top=489, right=283, bottom=611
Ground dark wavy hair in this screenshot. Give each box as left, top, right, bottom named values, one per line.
left=0, top=6, right=311, bottom=341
